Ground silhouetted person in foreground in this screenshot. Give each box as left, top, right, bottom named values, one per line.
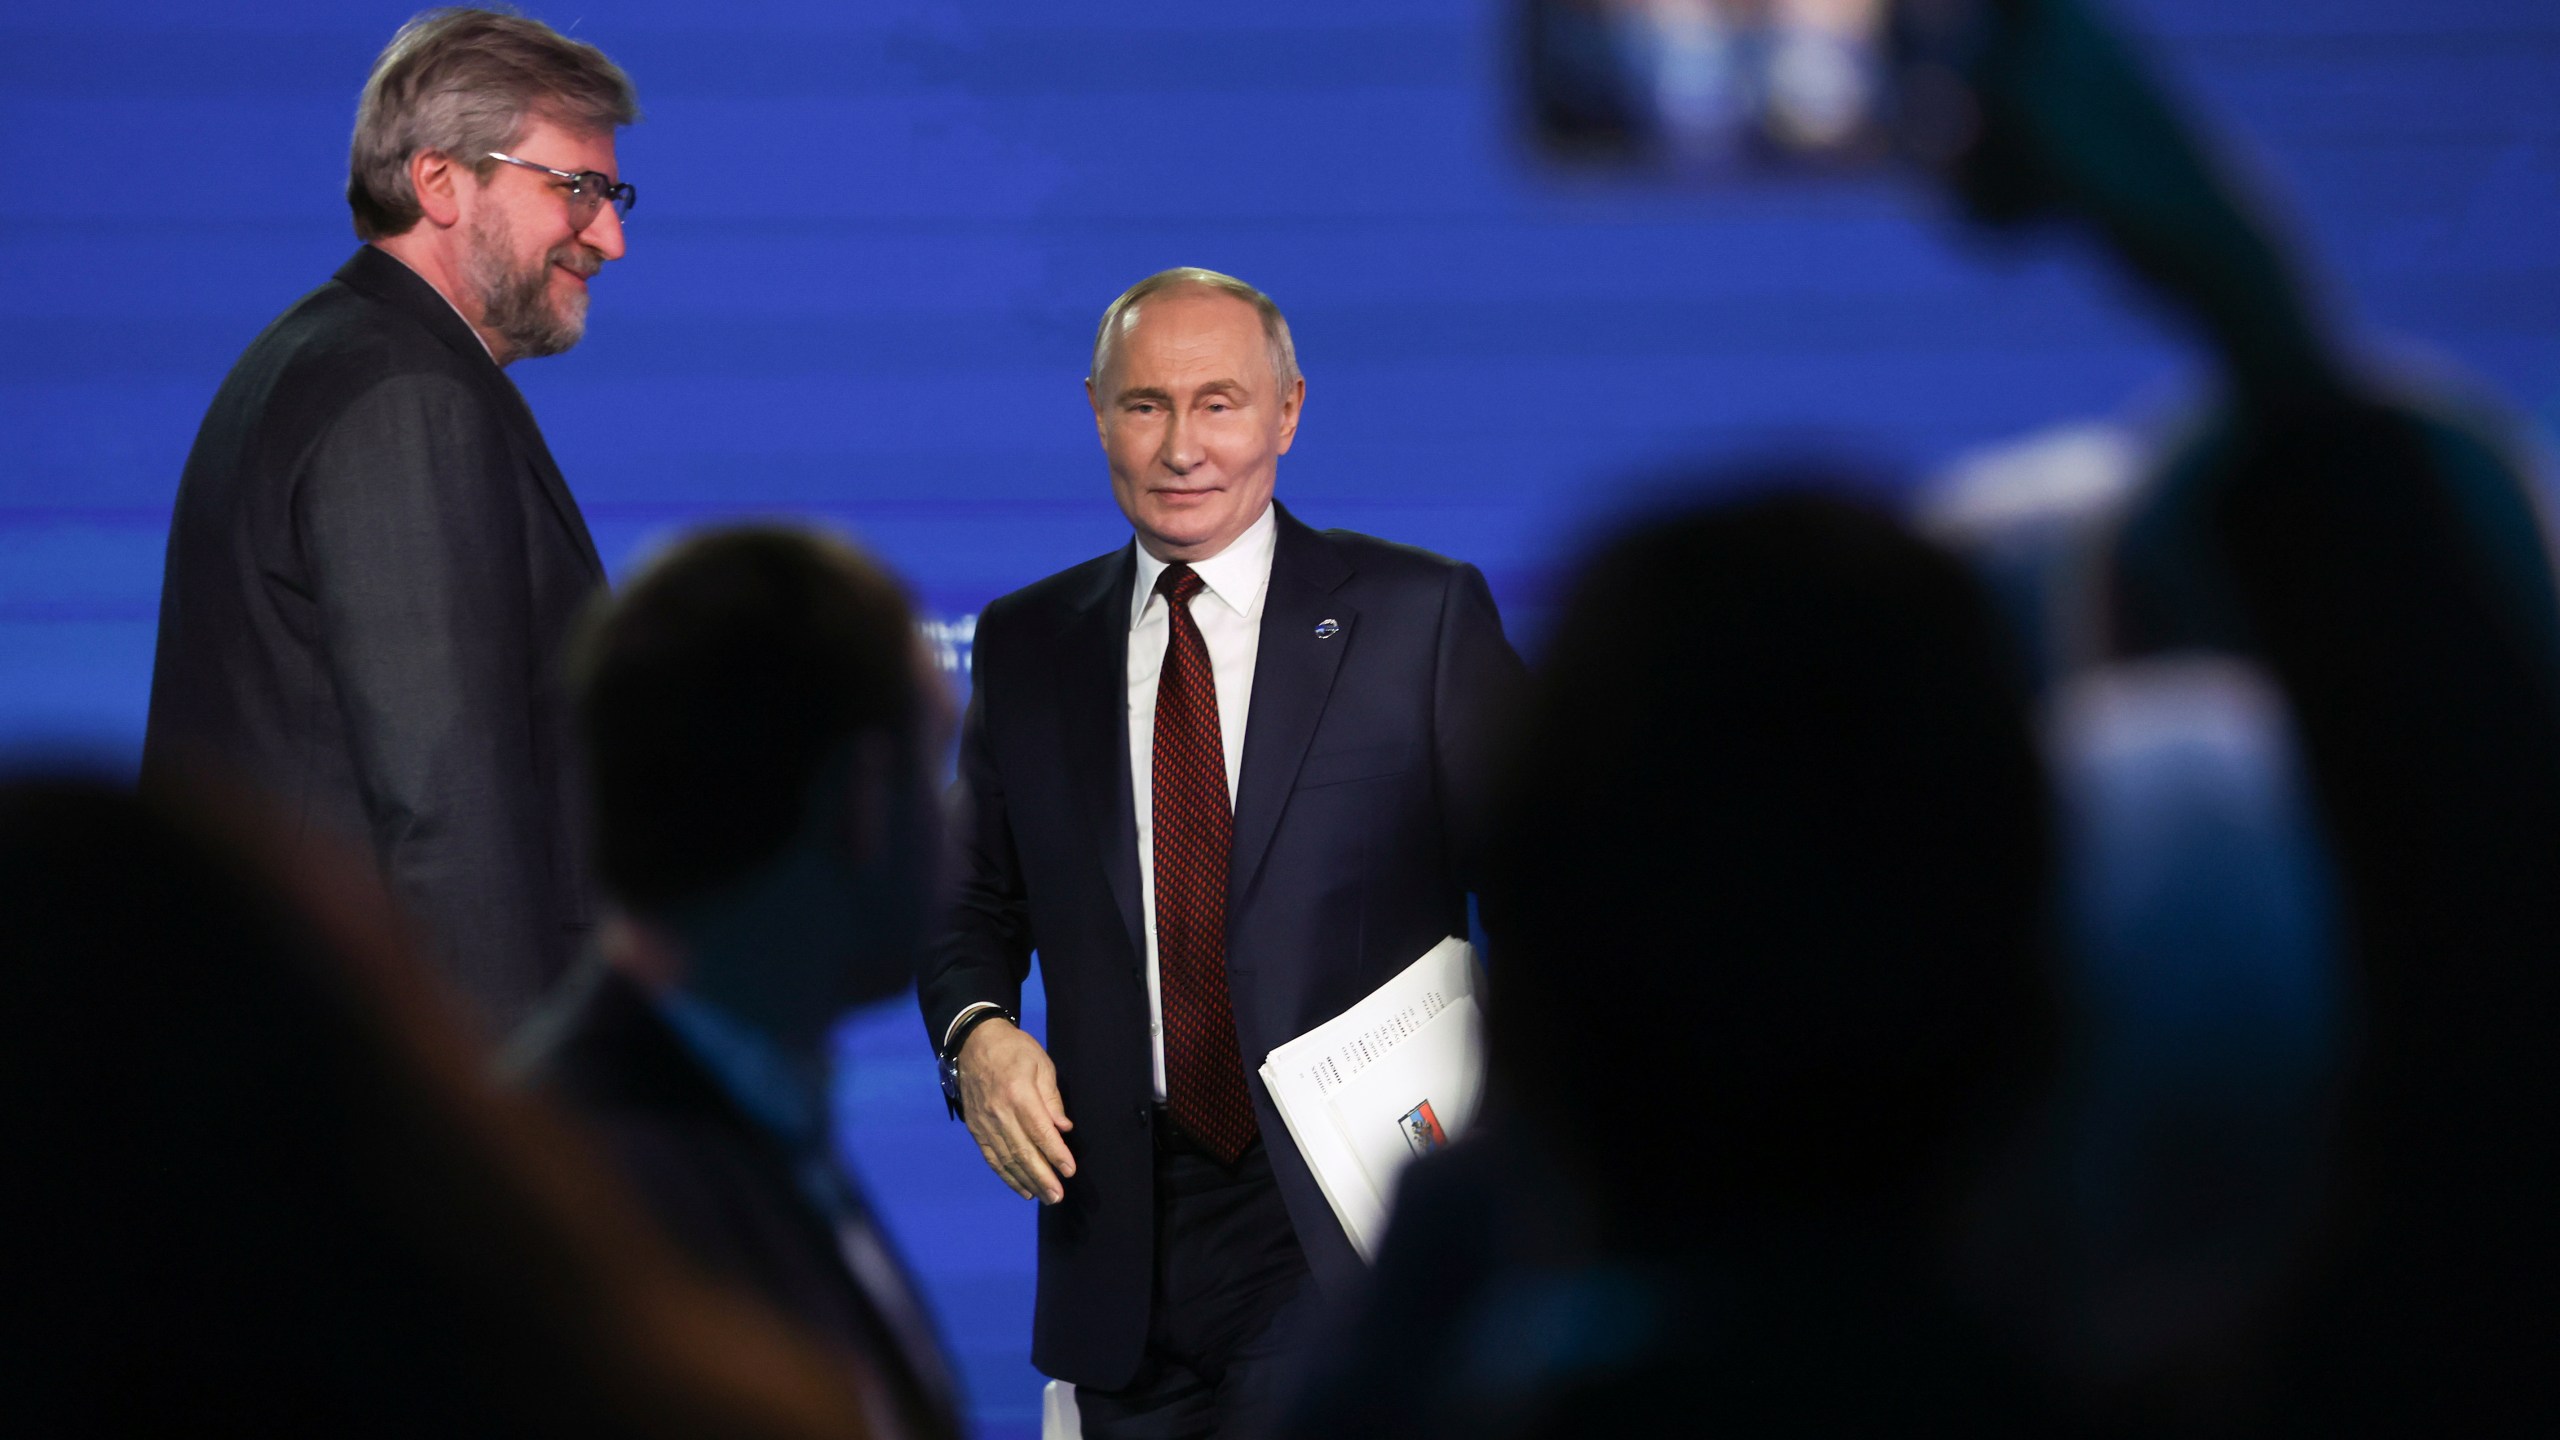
left=1283, top=490, right=2067, bottom=1439
left=2194, top=398, right=2560, bottom=1434
left=1917, top=0, right=2560, bottom=1426
left=509, top=527, right=965, bottom=1440
left=0, top=777, right=876, bottom=1438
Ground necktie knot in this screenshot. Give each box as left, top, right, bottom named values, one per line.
left=1158, top=563, right=1205, bottom=606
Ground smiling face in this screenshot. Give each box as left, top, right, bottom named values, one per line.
left=1088, top=286, right=1304, bottom=563
left=459, top=115, right=625, bottom=361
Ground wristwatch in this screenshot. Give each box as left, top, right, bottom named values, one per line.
left=938, top=1004, right=1018, bottom=1119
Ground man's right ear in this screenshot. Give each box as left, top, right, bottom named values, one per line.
left=409, top=149, right=464, bottom=230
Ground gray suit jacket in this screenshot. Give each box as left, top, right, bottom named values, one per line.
left=143, top=246, right=605, bottom=1031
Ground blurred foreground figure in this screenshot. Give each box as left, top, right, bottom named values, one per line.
left=0, top=778, right=878, bottom=1438
left=143, top=9, right=642, bottom=1032
left=510, top=528, right=964, bottom=1440
left=2013, top=657, right=2340, bottom=1413
left=1912, top=0, right=2560, bottom=1427
left=1283, top=491, right=2067, bottom=1439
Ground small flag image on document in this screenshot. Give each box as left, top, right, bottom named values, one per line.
left=1399, top=1099, right=1449, bottom=1157
left=1262, top=936, right=1483, bottom=1261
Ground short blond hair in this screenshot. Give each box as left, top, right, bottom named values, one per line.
left=1090, top=268, right=1302, bottom=391
left=348, top=8, right=640, bottom=241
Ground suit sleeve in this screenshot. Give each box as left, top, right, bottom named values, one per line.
left=918, top=623, right=1035, bottom=1055
left=1432, top=562, right=1530, bottom=894
left=296, top=371, right=555, bottom=1023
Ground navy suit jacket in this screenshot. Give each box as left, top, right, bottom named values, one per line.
left=920, top=502, right=1525, bottom=1387
left=142, top=246, right=604, bottom=1032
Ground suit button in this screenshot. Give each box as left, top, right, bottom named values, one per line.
left=1135, top=1105, right=1150, bottom=1128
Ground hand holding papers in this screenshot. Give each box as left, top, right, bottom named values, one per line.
left=1258, top=936, right=1484, bottom=1261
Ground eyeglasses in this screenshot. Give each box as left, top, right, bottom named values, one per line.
left=485, top=151, right=637, bottom=227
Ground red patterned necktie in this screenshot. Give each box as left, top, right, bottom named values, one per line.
left=1152, top=564, right=1259, bottom=1164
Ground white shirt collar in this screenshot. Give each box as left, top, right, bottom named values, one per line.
left=1130, top=501, right=1279, bottom=631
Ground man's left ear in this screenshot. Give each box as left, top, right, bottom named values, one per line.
left=1275, top=376, right=1305, bottom=455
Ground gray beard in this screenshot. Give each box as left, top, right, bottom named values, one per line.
left=465, top=211, right=588, bottom=360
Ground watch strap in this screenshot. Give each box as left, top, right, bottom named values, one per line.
left=938, top=1004, right=1018, bottom=1120
left=943, top=1003, right=1017, bottom=1062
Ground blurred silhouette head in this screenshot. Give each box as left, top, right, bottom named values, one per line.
left=1489, top=487, right=2055, bottom=1235
left=572, top=525, right=946, bottom=1049
left=0, top=777, right=876, bottom=1436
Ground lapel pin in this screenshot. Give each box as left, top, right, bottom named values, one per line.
left=1313, top=618, right=1340, bottom=639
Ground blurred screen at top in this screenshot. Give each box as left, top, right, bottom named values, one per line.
left=1524, top=0, right=1898, bottom=172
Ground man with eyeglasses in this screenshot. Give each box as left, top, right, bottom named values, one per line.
left=143, top=9, right=640, bottom=1034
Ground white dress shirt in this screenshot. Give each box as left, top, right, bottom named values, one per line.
left=1127, top=502, right=1276, bottom=1100
left=938, top=505, right=1279, bottom=1085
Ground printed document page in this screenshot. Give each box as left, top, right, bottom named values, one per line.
left=1258, top=936, right=1483, bottom=1261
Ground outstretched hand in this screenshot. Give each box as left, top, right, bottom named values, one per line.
left=1913, top=0, right=2338, bottom=399
left=957, top=1018, right=1076, bottom=1204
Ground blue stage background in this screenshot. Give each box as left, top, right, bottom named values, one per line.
left=6, top=1, right=2559, bottom=1433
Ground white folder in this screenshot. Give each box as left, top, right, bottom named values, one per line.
left=1257, top=936, right=1485, bottom=1261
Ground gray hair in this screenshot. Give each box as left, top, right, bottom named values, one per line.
left=1090, top=268, right=1302, bottom=391
left=348, top=8, right=640, bottom=242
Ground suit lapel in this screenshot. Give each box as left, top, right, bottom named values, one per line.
left=484, top=373, right=607, bottom=583
left=1230, top=505, right=1356, bottom=909
left=1062, top=547, right=1146, bottom=966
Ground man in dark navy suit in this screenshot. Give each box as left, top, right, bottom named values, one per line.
left=920, top=268, right=1525, bottom=1437
left=142, top=10, right=638, bottom=1032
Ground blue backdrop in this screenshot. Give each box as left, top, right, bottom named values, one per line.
left=6, top=1, right=2558, bottom=1433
